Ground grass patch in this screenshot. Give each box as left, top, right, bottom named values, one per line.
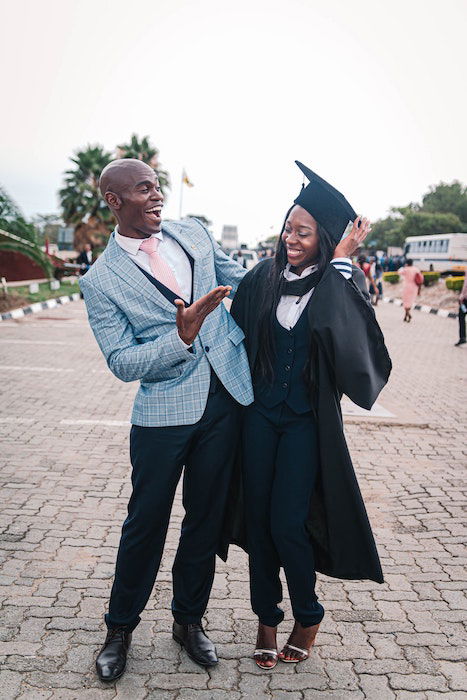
left=0, top=280, right=80, bottom=313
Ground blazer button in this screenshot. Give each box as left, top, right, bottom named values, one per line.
left=282, top=382, right=288, bottom=389
left=287, top=348, right=293, bottom=354
left=205, top=346, right=210, bottom=352
left=285, top=365, right=291, bottom=371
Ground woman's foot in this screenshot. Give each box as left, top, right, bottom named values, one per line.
left=279, top=621, right=320, bottom=662
left=253, top=622, right=278, bottom=670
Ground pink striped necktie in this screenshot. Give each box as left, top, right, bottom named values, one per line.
left=138, top=236, right=183, bottom=298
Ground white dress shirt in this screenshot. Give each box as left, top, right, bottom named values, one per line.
left=114, top=226, right=192, bottom=304
left=276, top=258, right=352, bottom=330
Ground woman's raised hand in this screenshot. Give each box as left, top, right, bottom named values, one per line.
left=333, top=216, right=371, bottom=259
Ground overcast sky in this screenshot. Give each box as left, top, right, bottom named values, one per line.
left=1, top=0, right=466, bottom=245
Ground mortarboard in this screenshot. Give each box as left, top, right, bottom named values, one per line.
left=293, top=160, right=357, bottom=242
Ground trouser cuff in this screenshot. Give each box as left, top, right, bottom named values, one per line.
left=105, top=613, right=140, bottom=633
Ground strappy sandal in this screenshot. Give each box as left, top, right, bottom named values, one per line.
left=253, top=648, right=278, bottom=670
left=279, top=642, right=310, bottom=663
left=279, top=621, right=320, bottom=663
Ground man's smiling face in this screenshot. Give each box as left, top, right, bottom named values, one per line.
left=101, top=160, right=164, bottom=238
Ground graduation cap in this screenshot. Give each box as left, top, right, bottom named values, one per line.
left=293, top=160, right=357, bottom=243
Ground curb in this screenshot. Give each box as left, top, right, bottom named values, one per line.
left=382, top=296, right=457, bottom=319
left=0, top=293, right=81, bottom=322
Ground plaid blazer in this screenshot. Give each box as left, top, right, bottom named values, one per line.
left=79, top=219, right=254, bottom=426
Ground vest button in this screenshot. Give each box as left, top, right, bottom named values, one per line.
left=205, top=346, right=210, bottom=352
left=282, top=382, right=288, bottom=389
left=287, top=348, right=293, bottom=354
left=285, top=365, right=291, bottom=371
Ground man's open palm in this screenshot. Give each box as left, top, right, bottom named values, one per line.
left=175, top=286, right=232, bottom=345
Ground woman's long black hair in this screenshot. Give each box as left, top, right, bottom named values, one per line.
left=254, top=205, right=335, bottom=382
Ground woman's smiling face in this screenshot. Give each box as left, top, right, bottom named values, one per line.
left=282, top=205, right=320, bottom=275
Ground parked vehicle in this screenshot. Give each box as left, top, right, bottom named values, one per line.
left=229, top=249, right=259, bottom=270
left=404, top=233, right=467, bottom=274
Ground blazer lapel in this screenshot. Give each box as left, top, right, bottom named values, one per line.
left=104, top=234, right=176, bottom=314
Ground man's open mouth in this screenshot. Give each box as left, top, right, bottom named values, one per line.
left=145, top=207, right=163, bottom=218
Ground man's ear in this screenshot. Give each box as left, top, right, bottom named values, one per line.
left=105, top=191, right=122, bottom=210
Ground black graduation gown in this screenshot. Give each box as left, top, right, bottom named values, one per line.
left=217, top=259, right=392, bottom=584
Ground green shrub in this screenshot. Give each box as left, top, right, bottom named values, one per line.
left=383, top=272, right=400, bottom=284
left=422, top=271, right=440, bottom=286
left=445, top=276, right=465, bottom=292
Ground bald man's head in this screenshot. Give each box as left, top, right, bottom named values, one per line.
left=99, top=159, right=164, bottom=238
left=99, top=159, right=155, bottom=199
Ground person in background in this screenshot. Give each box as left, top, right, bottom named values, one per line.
left=77, top=243, right=94, bottom=275
left=236, top=250, right=247, bottom=268
left=357, top=255, right=377, bottom=304
left=373, top=256, right=383, bottom=305
left=398, top=258, right=423, bottom=322
left=455, top=275, right=467, bottom=346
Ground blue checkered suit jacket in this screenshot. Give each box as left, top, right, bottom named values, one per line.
left=79, top=219, right=254, bottom=426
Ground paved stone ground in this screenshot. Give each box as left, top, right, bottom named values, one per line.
left=0, top=300, right=466, bottom=699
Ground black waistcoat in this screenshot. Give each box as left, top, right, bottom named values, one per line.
left=254, top=303, right=312, bottom=414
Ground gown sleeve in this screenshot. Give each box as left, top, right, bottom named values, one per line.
left=312, top=264, right=392, bottom=410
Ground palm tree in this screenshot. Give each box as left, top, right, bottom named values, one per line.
left=117, top=134, right=170, bottom=194
left=0, top=185, right=53, bottom=275
left=59, top=145, right=113, bottom=249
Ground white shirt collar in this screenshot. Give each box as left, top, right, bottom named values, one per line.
left=114, top=225, right=163, bottom=255
left=283, top=262, right=318, bottom=281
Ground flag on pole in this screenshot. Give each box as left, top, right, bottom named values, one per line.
left=182, top=169, right=194, bottom=187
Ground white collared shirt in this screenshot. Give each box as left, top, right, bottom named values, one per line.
left=114, top=226, right=192, bottom=304
left=276, top=258, right=352, bottom=329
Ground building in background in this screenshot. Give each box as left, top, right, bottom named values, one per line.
left=221, top=225, right=238, bottom=252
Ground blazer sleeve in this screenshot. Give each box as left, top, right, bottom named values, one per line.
left=80, top=277, right=196, bottom=383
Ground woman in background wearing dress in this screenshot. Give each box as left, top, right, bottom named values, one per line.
left=399, top=259, right=423, bottom=322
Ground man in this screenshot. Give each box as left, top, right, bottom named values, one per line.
left=79, top=159, right=253, bottom=681
left=455, top=274, right=467, bottom=346
left=76, top=243, right=94, bottom=275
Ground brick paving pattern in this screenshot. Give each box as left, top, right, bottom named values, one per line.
left=0, top=300, right=466, bottom=699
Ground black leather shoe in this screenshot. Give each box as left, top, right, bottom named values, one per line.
left=172, top=621, right=218, bottom=667
left=96, top=626, right=132, bottom=682
left=455, top=339, right=466, bottom=346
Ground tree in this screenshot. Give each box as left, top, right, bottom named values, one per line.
left=0, top=186, right=53, bottom=275
left=422, top=181, right=467, bottom=227
left=369, top=179, right=467, bottom=251
left=366, top=215, right=404, bottom=249
left=32, top=214, right=62, bottom=245
left=116, top=134, right=170, bottom=194
left=399, top=211, right=463, bottom=239
left=59, top=145, right=113, bottom=249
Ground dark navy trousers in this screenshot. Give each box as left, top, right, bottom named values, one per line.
left=106, top=379, right=240, bottom=631
left=242, top=401, right=325, bottom=628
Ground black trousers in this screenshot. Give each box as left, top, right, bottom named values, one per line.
left=458, top=304, right=466, bottom=341
left=242, top=402, right=325, bottom=628
left=106, top=379, right=240, bottom=630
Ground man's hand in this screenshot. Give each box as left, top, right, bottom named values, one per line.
left=333, top=216, right=371, bottom=259
left=175, top=286, right=232, bottom=345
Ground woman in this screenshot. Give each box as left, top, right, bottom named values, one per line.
left=398, top=259, right=423, bottom=322
left=229, top=161, right=392, bottom=670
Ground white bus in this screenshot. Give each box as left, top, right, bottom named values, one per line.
left=404, top=233, right=467, bottom=273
